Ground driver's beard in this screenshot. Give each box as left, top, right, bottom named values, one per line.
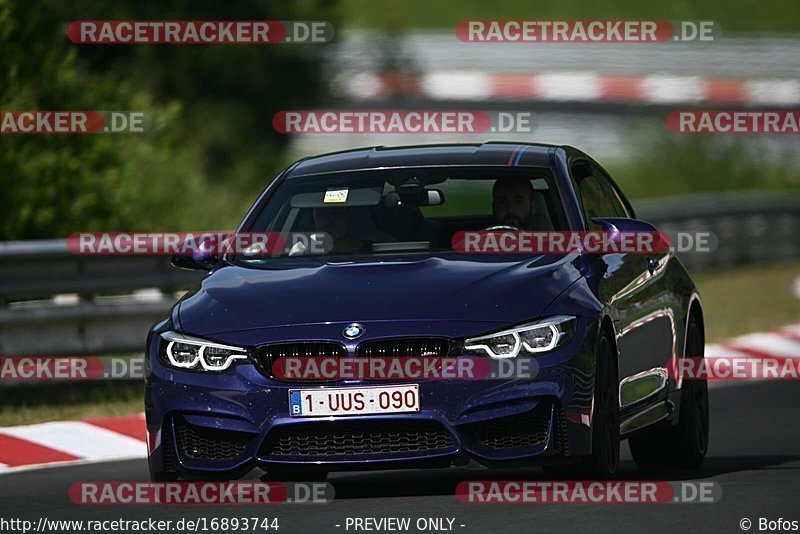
left=503, top=214, right=530, bottom=228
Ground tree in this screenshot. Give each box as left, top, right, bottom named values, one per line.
left=0, top=0, right=338, bottom=239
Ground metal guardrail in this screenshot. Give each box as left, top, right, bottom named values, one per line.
left=0, top=246, right=202, bottom=357
left=0, top=241, right=201, bottom=302
left=0, top=191, right=798, bottom=359
left=636, top=191, right=800, bottom=270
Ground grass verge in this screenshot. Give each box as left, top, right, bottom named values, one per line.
left=693, top=261, right=800, bottom=343
left=340, top=0, right=800, bottom=33
left=0, top=380, right=143, bottom=427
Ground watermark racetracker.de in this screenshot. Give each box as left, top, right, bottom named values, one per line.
left=67, top=21, right=334, bottom=44
left=457, top=480, right=722, bottom=504
left=0, top=111, right=150, bottom=134
left=273, top=110, right=538, bottom=134
left=668, top=110, right=800, bottom=134
left=456, top=20, right=721, bottom=42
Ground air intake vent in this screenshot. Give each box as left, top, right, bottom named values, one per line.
left=460, top=401, right=554, bottom=450
left=174, top=418, right=252, bottom=461
left=261, top=420, right=456, bottom=458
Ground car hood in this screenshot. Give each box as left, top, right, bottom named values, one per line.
left=176, top=255, right=584, bottom=336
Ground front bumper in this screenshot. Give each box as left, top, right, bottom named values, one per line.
left=144, top=318, right=597, bottom=477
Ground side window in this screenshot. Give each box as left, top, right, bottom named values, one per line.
left=572, top=161, right=616, bottom=230
left=591, top=163, right=632, bottom=218
left=579, top=177, right=613, bottom=230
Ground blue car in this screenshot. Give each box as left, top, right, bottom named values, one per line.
left=145, top=142, right=709, bottom=481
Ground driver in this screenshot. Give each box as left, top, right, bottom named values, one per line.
left=492, top=178, right=537, bottom=229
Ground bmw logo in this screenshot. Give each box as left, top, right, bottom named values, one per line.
left=343, top=324, right=364, bottom=339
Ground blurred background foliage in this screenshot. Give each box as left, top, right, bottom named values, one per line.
left=339, top=0, right=800, bottom=32
left=608, top=134, right=800, bottom=200
left=0, top=0, right=338, bottom=239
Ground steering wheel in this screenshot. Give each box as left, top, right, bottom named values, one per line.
left=482, top=225, right=521, bottom=231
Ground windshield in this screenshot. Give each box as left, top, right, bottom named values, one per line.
left=237, top=167, right=567, bottom=264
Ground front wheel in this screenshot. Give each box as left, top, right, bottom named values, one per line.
left=543, top=330, right=619, bottom=479
left=629, top=317, right=709, bottom=471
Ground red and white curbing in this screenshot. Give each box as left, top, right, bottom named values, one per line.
left=705, top=323, right=800, bottom=387
left=0, top=323, right=798, bottom=473
left=0, top=414, right=146, bottom=474
left=343, top=71, right=800, bottom=107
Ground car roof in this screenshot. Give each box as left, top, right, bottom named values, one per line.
left=285, top=142, right=571, bottom=178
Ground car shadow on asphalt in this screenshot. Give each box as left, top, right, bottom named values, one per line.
left=325, top=455, right=800, bottom=500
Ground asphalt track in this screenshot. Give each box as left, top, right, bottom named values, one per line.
left=3, top=381, right=799, bottom=534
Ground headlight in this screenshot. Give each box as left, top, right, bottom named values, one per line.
left=464, top=316, right=576, bottom=359
left=159, top=331, right=249, bottom=372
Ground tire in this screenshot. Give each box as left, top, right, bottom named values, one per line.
left=543, top=329, right=620, bottom=479
left=629, top=317, right=709, bottom=471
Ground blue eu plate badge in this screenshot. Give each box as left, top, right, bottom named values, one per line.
left=289, top=390, right=303, bottom=416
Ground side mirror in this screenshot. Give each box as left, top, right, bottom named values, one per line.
left=170, top=252, right=219, bottom=271
left=591, top=217, right=669, bottom=254
left=592, top=217, right=658, bottom=234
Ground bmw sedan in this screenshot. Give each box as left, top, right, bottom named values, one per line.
left=145, top=142, right=709, bottom=481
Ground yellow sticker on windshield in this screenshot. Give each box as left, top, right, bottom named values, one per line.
left=324, top=188, right=349, bottom=203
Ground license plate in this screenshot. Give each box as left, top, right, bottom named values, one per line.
left=289, top=384, right=420, bottom=417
